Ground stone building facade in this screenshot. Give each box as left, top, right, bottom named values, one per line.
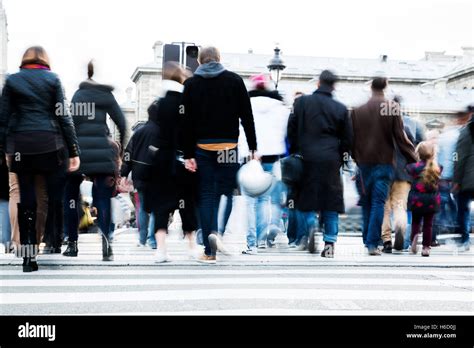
left=129, top=41, right=473, bottom=134
left=0, top=0, right=7, bottom=88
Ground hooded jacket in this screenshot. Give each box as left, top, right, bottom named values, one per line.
left=71, top=80, right=127, bottom=176
left=239, top=89, right=289, bottom=160
left=182, top=62, right=257, bottom=158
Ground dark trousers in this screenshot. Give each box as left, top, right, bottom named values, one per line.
left=64, top=174, right=115, bottom=242
left=456, top=190, right=473, bottom=244
left=195, top=148, right=239, bottom=256
left=17, top=173, right=59, bottom=246
left=411, top=212, right=435, bottom=247
left=44, top=170, right=66, bottom=248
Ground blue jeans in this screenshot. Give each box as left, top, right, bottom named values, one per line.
left=456, top=190, right=473, bottom=245
left=64, top=175, right=115, bottom=242
left=218, top=194, right=233, bottom=235
left=404, top=211, right=412, bottom=249
left=0, top=200, right=11, bottom=245
left=287, top=208, right=308, bottom=244
left=301, top=210, right=339, bottom=243
left=137, top=190, right=157, bottom=247
left=245, top=162, right=283, bottom=247
left=358, top=164, right=394, bottom=249
left=196, top=148, right=239, bottom=256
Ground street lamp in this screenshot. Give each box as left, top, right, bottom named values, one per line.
left=267, top=46, right=286, bottom=90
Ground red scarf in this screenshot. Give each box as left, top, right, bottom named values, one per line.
left=21, top=64, right=50, bottom=70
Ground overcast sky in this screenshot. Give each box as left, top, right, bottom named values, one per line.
left=3, top=0, right=473, bottom=101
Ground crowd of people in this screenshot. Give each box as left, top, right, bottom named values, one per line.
left=0, top=45, right=472, bottom=272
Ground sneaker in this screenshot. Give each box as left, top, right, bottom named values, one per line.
left=288, top=242, right=297, bottom=248
left=242, top=246, right=258, bottom=255
left=368, top=248, right=382, bottom=256
left=266, top=226, right=279, bottom=248
left=136, top=242, right=146, bottom=248
left=382, top=241, right=392, bottom=254
left=411, top=234, right=419, bottom=254
left=421, top=246, right=430, bottom=257
left=196, top=254, right=216, bottom=264
left=155, top=251, right=172, bottom=263
left=321, top=243, right=334, bottom=258
left=393, top=227, right=404, bottom=251
left=458, top=242, right=470, bottom=252
left=187, top=248, right=201, bottom=260
left=296, top=237, right=308, bottom=251
left=431, top=239, right=441, bottom=247
left=257, top=241, right=267, bottom=249
left=208, top=234, right=230, bottom=255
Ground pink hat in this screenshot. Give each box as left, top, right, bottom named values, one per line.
left=250, top=74, right=271, bottom=90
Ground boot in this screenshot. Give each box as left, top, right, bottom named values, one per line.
left=102, top=234, right=113, bottom=261
left=22, top=257, right=38, bottom=272
left=321, top=242, right=334, bottom=258
left=18, top=204, right=39, bottom=272
left=62, top=241, right=78, bottom=257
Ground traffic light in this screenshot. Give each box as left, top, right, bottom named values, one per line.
left=185, top=45, right=199, bottom=72
left=162, top=43, right=200, bottom=73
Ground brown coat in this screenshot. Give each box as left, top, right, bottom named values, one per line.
left=351, top=93, right=417, bottom=166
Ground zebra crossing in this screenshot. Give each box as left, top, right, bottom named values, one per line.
left=0, top=265, right=472, bottom=315
left=1, top=212, right=473, bottom=315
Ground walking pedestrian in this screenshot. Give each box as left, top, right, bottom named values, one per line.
left=381, top=96, right=416, bottom=253
left=63, top=60, right=126, bottom=261
left=288, top=70, right=352, bottom=258
left=182, top=46, right=258, bottom=263
left=351, top=77, right=417, bottom=255
left=0, top=46, right=81, bottom=272
left=239, top=74, right=289, bottom=254
left=406, top=142, right=442, bottom=257
left=453, top=105, right=474, bottom=251
left=0, top=150, right=10, bottom=252
left=136, top=62, right=198, bottom=262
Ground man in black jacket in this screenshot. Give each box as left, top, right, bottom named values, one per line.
left=182, top=46, right=257, bottom=263
left=453, top=105, right=474, bottom=251
left=288, top=70, right=352, bottom=258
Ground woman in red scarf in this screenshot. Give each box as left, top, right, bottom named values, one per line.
left=0, top=46, right=81, bottom=272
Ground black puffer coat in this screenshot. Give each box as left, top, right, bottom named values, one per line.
left=71, top=80, right=126, bottom=176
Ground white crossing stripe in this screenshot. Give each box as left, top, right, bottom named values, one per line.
left=1, top=288, right=472, bottom=305
left=1, top=277, right=472, bottom=287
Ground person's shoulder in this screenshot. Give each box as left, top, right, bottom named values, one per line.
left=222, top=70, right=241, bottom=79
left=332, top=98, right=348, bottom=113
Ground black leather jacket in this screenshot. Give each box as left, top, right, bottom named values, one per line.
left=0, top=68, right=80, bottom=157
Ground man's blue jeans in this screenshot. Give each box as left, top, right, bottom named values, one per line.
left=358, top=164, right=394, bottom=250
left=245, top=162, right=283, bottom=248
left=456, top=190, right=473, bottom=245
left=137, top=190, right=157, bottom=247
left=301, top=210, right=339, bottom=243
left=196, top=148, right=239, bottom=256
